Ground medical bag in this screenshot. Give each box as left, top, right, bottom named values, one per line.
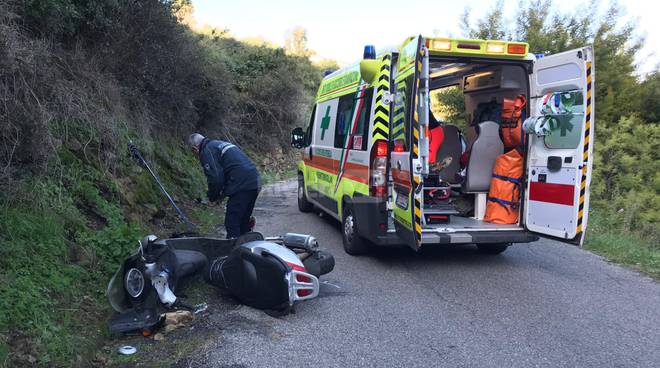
left=500, top=95, right=527, bottom=148
left=483, top=149, right=524, bottom=224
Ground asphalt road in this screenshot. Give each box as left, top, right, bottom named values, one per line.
left=192, top=180, right=659, bottom=368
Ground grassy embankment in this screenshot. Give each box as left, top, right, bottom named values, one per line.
left=0, top=0, right=318, bottom=365
left=0, top=136, right=298, bottom=366
left=585, top=208, right=659, bottom=279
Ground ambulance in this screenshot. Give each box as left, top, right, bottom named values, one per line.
left=291, top=36, right=595, bottom=255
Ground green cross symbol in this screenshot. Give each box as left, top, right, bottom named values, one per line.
left=320, top=106, right=331, bottom=140
left=559, top=119, right=574, bottom=137
left=548, top=116, right=574, bottom=137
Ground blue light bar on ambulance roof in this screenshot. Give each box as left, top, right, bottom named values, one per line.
left=363, top=45, right=376, bottom=60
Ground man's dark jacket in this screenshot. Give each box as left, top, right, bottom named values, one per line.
left=199, top=139, right=260, bottom=201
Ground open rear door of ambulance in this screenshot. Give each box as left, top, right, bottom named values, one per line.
left=391, top=36, right=424, bottom=250
left=524, top=46, right=595, bottom=246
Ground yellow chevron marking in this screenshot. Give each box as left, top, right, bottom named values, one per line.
left=576, top=62, right=593, bottom=235
left=371, top=56, right=390, bottom=144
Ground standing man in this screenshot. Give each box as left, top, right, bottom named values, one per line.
left=189, top=133, right=261, bottom=238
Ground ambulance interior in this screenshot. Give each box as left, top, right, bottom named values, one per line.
left=421, top=60, right=530, bottom=231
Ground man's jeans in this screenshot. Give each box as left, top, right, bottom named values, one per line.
left=225, top=189, right=259, bottom=238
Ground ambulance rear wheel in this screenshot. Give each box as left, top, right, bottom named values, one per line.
left=342, top=204, right=369, bottom=255
left=298, top=174, right=313, bottom=213
left=476, top=243, right=509, bottom=255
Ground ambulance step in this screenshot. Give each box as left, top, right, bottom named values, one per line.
left=424, top=206, right=459, bottom=224
left=424, top=204, right=459, bottom=214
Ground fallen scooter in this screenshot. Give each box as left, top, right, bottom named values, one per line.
left=106, top=143, right=335, bottom=334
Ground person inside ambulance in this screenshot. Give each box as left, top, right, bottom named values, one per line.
left=427, top=111, right=463, bottom=185
left=189, top=133, right=261, bottom=239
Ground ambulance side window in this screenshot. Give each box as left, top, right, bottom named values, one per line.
left=393, top=74, right=414, bottom=150
left=334, top=93, right=354, bottom=148
left=353, top=88, right=374, bottom=151
left=305, top=105, right=316, bottom=147
left=333, top=88, right=374, bottom=150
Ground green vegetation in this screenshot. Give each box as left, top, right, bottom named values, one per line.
left=0, top=0, right=319, bottom=365
left=463, top=0, right=659, bottom=274
left=431, top=85, right=466, bottom=129
left=586, top=208, right=659, bottom=278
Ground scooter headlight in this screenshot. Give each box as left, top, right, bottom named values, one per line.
left=124, top=268, right=145, bottom=298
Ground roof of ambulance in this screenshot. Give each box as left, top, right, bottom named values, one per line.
left=321, top=36, right=532, bottom=82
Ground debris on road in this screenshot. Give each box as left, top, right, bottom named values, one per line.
left=118, top=346, right=137, bottom=355
left=193, top=303, right=209, bottom=315
left=154, top=310, right=195, bottom=335
left=164, top=310, right=193, bottom=326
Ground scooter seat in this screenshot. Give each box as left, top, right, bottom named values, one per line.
left=210, top=246, right=290, bottom=311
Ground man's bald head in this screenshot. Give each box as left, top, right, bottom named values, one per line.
left=188, top=133, right=205, bottom=153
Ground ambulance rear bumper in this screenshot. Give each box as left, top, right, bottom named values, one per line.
left=365, top=229, right=539, bottom=248
left=351, top=194, right=398, bottom=246
left=420, top=230, right=539, bottom=245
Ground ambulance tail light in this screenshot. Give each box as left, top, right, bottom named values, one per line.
left=370, top=140, right=388, bottom=198
left=507, top=43, right=528, bottom=55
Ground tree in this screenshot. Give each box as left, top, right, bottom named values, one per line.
left=461, top=0, right=508, bottom=40
left=462, top=0, right=642, bottom=129
left=171, top=0, right=194, bottom=26
left=285, top=26, right=312, bottom=57
left=638, top=71, right=660, bottom=122
left=431, top=86, right=466, bottom=128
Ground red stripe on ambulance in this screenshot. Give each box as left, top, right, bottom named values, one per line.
left=529, top=182, right=575, bottom=206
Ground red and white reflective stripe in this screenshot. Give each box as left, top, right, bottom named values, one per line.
left=529, top=182, right=574, bottom=206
